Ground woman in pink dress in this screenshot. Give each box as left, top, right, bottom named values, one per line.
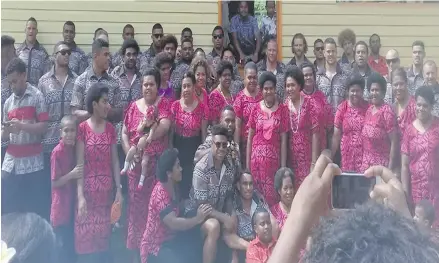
left=209, top=61, right=235, bottom=123
left=233, top=62, right=262, bottom=168
left=75, top=82, right=123, bottom=262
left=401, top=86, right=439, bottom=222
left=171, top=71, right=208, bottom=198
left=190, top=57, right=211, bottom=108
left=270, top=167, right=295, bottom=230
left=301, top=62, right=334, bottom=150
left=247, top=71, right=289, bottom=206
left=284, top=66, right=320, bottom=187
left=360, top=72, right=399, bottom=172
left=331, top=74, right=369, bottom=173
left=121, top=68, right=172, bottom=261
left=392, top=67, right=416, bottom=138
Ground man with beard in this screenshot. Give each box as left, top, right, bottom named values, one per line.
left=112, top=24, right=143, bottom=70
left=288, top=33, right=312, bottom=68
left=194, top=105, right=239, bottom=167
left=62, top=21, right=87, bottom=75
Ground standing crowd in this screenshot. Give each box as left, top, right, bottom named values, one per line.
left=1, top=1, right=439, bottom=263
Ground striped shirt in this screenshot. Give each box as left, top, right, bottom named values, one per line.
left=2, top=84, right=49, bottom=174
left=16, top=41, right=50, bottom=86
left=38, top=67, right=77, bottom=152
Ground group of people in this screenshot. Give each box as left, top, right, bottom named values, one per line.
left=1, top=1, right=439, bottom=263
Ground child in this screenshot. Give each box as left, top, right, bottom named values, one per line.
left=121, top=105, right=158, bottom=190
left=246, top=207, right=277, bottom=263
left=50, top=115, right=82, bottom=263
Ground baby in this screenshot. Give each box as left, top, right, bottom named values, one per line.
left=121, top=105, right=158, bottom=190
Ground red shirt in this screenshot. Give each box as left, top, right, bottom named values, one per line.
left=246, top=237, right=277, bottom=263
left=368, top=55, right=388, bottom=76
left=50, top=140, right=75, bottom=227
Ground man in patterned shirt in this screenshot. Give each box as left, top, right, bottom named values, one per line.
left=62, top=21, right=87, bottom=75
left=141, top=23, right=163, bottom=71
left=1, top=35, right=16, bottom=164
left=1, top=58, right=49, bottom=219
left=38, top=42, right=77, bottom=171
left=16, top=17, right=50, bottom=86
left=71, top=39, right=122, bottom=123
left=406, top=40, right=426, bottom=95
left=112, top=24, right=142, bottom=70
left=422, top=60, right=439, bottom=117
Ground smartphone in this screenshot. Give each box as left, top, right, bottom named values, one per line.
left=331, top=172, right=375, bottom=210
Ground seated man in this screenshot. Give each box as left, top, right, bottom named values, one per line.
left=230, top=1, right=261, bottom=64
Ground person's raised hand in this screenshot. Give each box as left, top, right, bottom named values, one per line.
left=365, top=165, right=411, bottom=218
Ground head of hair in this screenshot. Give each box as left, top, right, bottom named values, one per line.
left=212, top=25, right=224, bottom=35
left=284, top=66, right=305, bottom=91
left=92, top=38, right=109, bottom=54
left=60, top=115, right=78, bottom=128
left=1, top=35, right=15, bottom=48
left=251, top=207, right=270, bottom=226
left=182, top=71, right=196, bottom=85
left=303, top=202, right=439, bottom=263
left=194, top=48, right=205, bottom=55
left=160, top=34, right=178, bottom=50
left=324, top=37, right=337, bottom=48
left=222, top=105, right=235, bottom=115
left=424, top=60, right=437, bottom=69
left=355, top=41, right=369, bottom=54
left=314, top=38, right=323, bottom=46
left=5, top=58, right=26, bottom=75
left=412, top=40, right=425, bottom=50
left=142, top=68, right=161, bottom=89
left=93, top=28, right=107, bottom=39
left=391, top=67, right=408, bottom=83
left=338, top=28, right=356, bottom=47
left=221, top=47, right=234, bottom=59
left=291, top=33, right=308, bottom=53
left=300, top=62, right=316, bottom=80
left=346, top=73, right=366, bottom=91
left=85, top=82, right=109, bottom=114
left=63, top=20, right=75, bottom=30
left=190, top=57, right=211, bottom=78
left=123, top=23, right=134, bottom=32
left=369, top=33, right=380, bottom=43
left=211, top=124, right=229, bottom=138
left=366, top=72, right=387, bottom=94
left=274, top=167, right=295, bottom=192
left=415, top=86, right=435, bottom=106
left=181, top=38, right=193, bottom=47
left=244, top=61, right=257, bottom=75
left=2, top=212, right=56, bottom=263
left=152, top=23, right=163, bottom=32
left=156, top=148, right=179, bottom=183
left=27, top=17, right=37, bottom=25
left=259, top=71, right=277, bottom=89
left=121, top=38, right=140, bottom=56
left=153, top=51, right=174, bottom=70
left=181, top=27, right=192, bottom=37
left=54, top=41, right=68, bottom=52
left=216, top=60, right=234, bottom=77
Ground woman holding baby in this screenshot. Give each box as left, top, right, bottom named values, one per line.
left=121, top=68, right=173, bottom=261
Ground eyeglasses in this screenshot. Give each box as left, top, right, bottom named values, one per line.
left=57, top=50, right=71, bottom=56
left=314, top=47, right=324, bottom=51
left=213, top=34, right=224, bottom=40
left=386, top=58, right=400, bottom=64
left=214, top=141, right=228, bottom=149
left=153, top=34, right=163, bottom=39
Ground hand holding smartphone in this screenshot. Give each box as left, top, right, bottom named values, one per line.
left=332, top=172, right=375, bottom=210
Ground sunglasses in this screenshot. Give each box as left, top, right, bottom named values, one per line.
left=153, top=34, right=163, bottom=39
left=314, top=47, right=324, bottom=51
left=57, top=50, right=71, bottom=56
left=386, top=58, right=400, bottom=64
left=214, top=141, right=228, bottom=149
left=213, top=34, right=224, bottom=40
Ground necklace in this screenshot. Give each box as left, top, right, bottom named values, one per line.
left=195, top=88, right=202, bottom=97
left=289, top=96, right=303, bottom=133
left=264, top=100, right=275, bottom=109
left=219, top=87, right=234, bottom=105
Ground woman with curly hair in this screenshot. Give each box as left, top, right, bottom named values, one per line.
left=337, top=28, right=356, bottom=71
left=153, top=52, right=176, bottom=101
left=190, top=57, right=213, bottom=108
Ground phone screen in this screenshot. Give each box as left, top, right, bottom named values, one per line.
left=332, top=173, right=375, bottom=209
